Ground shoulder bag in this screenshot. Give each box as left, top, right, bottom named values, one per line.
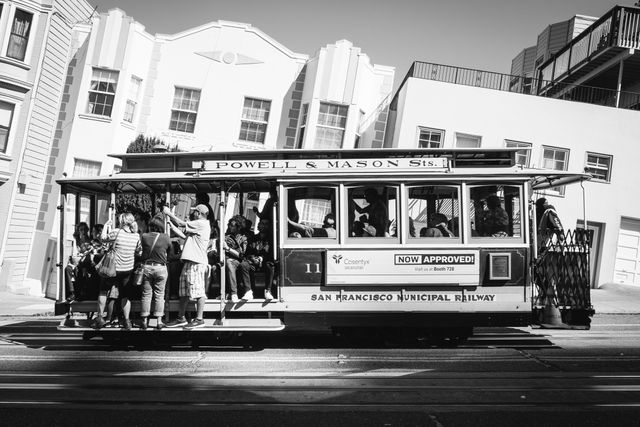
left=96, top=229, right=121, bottom=278
left=133, top=233, right=160, bottom=286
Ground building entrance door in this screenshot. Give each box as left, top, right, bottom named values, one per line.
left=578, top=220, right=604, bottom=288
left=614, top=217, right=640, bottom=286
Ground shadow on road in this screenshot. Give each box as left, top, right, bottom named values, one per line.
left=0, top=320, right=556, bottom=352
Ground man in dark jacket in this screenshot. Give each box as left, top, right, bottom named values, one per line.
left=536, top=197, right=564, bottom=246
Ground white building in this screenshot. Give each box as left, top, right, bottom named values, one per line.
left=384, top=62, right=640, bottom=288
left=5, top=8, right=394, bottom=295
left=0, top=0, right=95, bottom=294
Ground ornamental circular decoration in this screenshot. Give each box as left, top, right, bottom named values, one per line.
left=222, top=52, right=236, bottom=64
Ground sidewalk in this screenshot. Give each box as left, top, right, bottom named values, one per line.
left=590, top=283, right=640, bottom=315
left=0, top=284, right=638, bottom=317
left=0, top=292, right=56, bottom=317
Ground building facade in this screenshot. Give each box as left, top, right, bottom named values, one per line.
left=511, top=5, right=640, bottom=111
left=1, top=8, right=394, bottom=294
left=385, top=63, right=640, bottom=288
left=0, top=0, right=95, bottom=294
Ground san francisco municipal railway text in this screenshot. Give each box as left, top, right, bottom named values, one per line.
left=310, top=293, right=495, bottom=302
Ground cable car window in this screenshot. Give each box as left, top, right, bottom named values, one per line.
left=407, top=185, right=460, bottom=241
left=348, top=185, right=397, bottom=239
left=286, top=187, right=337, bottom=239
left=469, top=185, right=523, bottom=240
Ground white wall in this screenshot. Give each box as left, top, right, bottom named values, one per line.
left=144, top=21, right=307, bottom=151
left=300, top=40, right=394, bottom=149
left=392, top=77, right=640, bottom=286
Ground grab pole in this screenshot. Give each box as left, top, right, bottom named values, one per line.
left=219, top=185, right=226, bottom=323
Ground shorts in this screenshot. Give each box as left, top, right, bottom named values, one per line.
left=179, top=261, right=207, bottom=299
left=100, top=270, right=132, bottom=299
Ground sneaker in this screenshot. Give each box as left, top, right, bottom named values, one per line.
left=264, top=290, right=273, bottom=301
left=139, top=318, right=148, bottom=330
left=165, top=317, right=188, bottom=328
left=242, top=290, right=253, bottom=301
left=156, top=322, right=165, bottom=330
left=122, top=319, right=132, bottom=331
left=92, top=318, right=106, bottom=329
left=228, top=294, right=239, bottom=303
left=184, top=318, right=205, bottom=329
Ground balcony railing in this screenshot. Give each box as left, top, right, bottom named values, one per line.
left=400, top=61, right=640, bottom=111
left=538, top=5, right=640, bottom=90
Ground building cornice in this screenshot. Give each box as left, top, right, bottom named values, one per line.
left=156, top=20, right=308, bottom=62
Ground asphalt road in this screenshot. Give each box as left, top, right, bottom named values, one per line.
left=0, top=314, right=639, bottom=426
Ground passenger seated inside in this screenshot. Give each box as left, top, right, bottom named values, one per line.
left=480, top=195, right=509, bottom=237
left=352, top=188, right=388, bottom=237
left=420, top=227, right=442, bottom=237
left=448, top=217, right=460, bottom=237
left=429, top=212, right=454, bottom=237
left=286, top=186, right=336, bottom=239
left=246, top=218, right=276, bottom=301
left=64, top=255, right=80, bottom=302
left=224, top=217, right=251, bottom=302
left=288, top=213, right=336, bottom=238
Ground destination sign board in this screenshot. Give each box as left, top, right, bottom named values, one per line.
left=193, top=157, right=449, bottom=173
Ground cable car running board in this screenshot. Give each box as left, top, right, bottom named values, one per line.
left=57, top=318, right=285, bottom=332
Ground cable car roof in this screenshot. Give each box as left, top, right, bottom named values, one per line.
left=57, top=168, right=591, bottom=195
left=110, top=148, right=521, bottom=173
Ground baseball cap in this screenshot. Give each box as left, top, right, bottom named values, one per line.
left=190, top=204, right=209, bottom=217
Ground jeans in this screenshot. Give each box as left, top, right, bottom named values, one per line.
left=65, top=265, right=76, bottom=296
left=248, top=260, right=275, bottom=293
left=226, top=258, right=251, bottom=295
left=140, top=264, right=168, bottom=317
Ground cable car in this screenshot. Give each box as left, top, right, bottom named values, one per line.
left=55, top=148, right=593, bottom=340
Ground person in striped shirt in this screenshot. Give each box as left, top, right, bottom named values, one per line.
left=94, top=213, right=141, bottom=330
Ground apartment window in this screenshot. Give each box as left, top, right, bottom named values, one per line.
left=505, top=140, right=532, bottom=166
left=542, top=146, right=570, bottom=195
left=169, top=87, right=200, bottom=133
left=296, top=103, right=308, bottom=148
left=455, top=132, right=481, bottom=148
left=87, top=68, right=118, bottom=117
left=0, top=101, right=14, bottom=154
left=542, top=146, right=569, bottom=171
left=6, top=9, right=32, bottom=61
left=73, top=159, right=101, bottom=177
left=418, top=127, right=444, bottom=148
left=123, top=76, right=142, bottom=123
left=314, top=102, right=348, bottom=149
left=585, top=152, right=612, bottom=182
left=239, top=97, right=271, bottom=143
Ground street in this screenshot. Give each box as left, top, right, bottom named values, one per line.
left=0, top=315, right=638, bottom=426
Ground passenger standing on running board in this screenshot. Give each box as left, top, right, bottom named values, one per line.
left=163, top=204, right=211, bottom=329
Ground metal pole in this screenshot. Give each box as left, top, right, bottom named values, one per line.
left=219, top=186, right=226, bottom=323
left=581, top=180, right=591, bottom=290
left=57, top=191, right=65, bottom=302
left=272, top=187, right=279, bottom=301
left=109, top=192, right=116, bottom=226
left=616, top=58, right=624, bottom=108
left=164, top=189, right=171, bottom=322
left=530, top=196, right=539, bottom=307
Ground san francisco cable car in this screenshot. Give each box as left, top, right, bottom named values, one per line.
left=54, top=148, right=593, bottom=339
